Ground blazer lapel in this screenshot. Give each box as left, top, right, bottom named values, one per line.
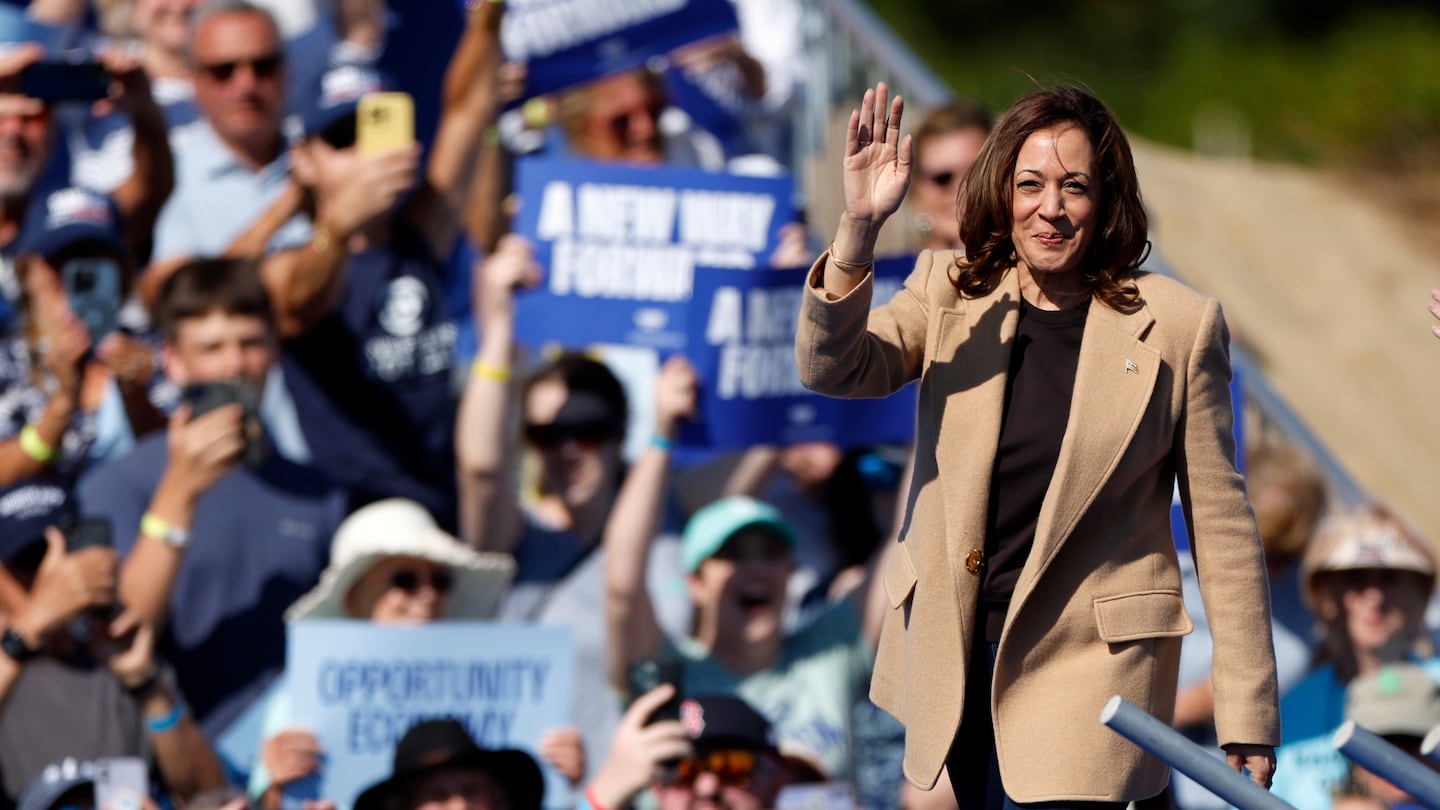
left=1012, top=300, right=1159, bottom=604
left=928, top=271, right=1020, bottom=599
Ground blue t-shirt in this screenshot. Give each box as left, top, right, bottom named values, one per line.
left=1273, top=659, right=1440, bottom=808
left=81, top=432, right=345, bottom=739
left=662, top=596, right=873, bottom=780
left=280, top=222, right=458, bottom=528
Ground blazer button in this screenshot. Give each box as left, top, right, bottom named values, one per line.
left=966, top=549, right=984, bottom=574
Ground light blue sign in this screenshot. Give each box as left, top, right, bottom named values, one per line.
left=499, top=0, right=738, bottom=98
left=680, top=258, right=918, bottom=448
left=512, top=157, right=795, bottom=350
left=286, top=621, right=575, bottom=809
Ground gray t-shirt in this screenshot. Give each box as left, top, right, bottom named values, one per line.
left=498, top=520, right=691, bottom=782
left=0, top=654, right=155, bottom=806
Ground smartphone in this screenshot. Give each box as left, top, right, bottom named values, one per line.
left=356, top=92, right=414, bottom=156
left=93, top=757, right=147, bottom=810
left=183, top=381, right=268, bottom=468
left=67, top=517, right=112, bottom=552
left=62, top=258, right=121, bottom=341
left=21, top=61, right=111, bottom=102
left=629, top=659, right=685, bottom=723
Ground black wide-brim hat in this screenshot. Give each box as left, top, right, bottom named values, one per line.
left=353, top=719, right=544, bottom=810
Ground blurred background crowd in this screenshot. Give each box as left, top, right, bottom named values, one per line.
left=0, top=0, right=1435, bottom=810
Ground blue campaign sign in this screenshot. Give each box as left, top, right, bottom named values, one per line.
left=512, top=157, right=795, bottom=350
left=287, top=621, right=575, bottom=809
left=499, top=0, right=738, bottom=98
left=680, top=257, right=918, bottom=449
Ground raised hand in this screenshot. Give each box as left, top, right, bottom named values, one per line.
left=842, top=82, right=912, bottom=228
left=653, top=355, right=699, bottom=440
left=587, top=684, right=694, bottom=810
left=475, top=234, right=542, bottom=325
left=98, top=609, right=157, bottom=690
left=37, top=314, right=92, bottom=396
left=12, top=527, right=117, bottom=645
left=319, top=144, right=422, bottom=238
left=164, top=403, right=246, bottom=500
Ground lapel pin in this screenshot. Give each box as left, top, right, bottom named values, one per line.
left=1125, top=358, right=1139, bottom=375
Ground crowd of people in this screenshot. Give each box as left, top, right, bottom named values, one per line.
left=0, top=1, right=1436, bottom=810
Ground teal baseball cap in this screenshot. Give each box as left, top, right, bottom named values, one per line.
left=681, top=496, right=797, bottom=573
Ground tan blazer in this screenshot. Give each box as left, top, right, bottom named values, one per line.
left=795, top=250, right=1280, bottom=803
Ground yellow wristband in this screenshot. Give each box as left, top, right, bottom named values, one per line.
left=18, top=425, right=57, bottom=463
left=471, top=360, right=511, bottom=384
left=141, top=512, right=190, bottom=549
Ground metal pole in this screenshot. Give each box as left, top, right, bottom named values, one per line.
left=1099, top=696, right=1294, bottom=810
left=1333, top=721, right=1440, bottom=809
left=1421, top=725, right=1440, bottom=764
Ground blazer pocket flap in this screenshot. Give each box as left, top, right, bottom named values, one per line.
left=883, top=542, right=919, bottom=607
left=1094, top=590, right=1193, bottom=642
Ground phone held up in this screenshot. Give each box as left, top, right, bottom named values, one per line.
left=629, top=658, right=685, bottom=722
left=356, top=91, right=415, bottom=156
left=62, top=258, right=121, bottom=342
left=20, top=61, right=111, bottom=102
left=92, top=756, right=147, bottom=810
left=66, top=516, right=112, bottom=552
left=183, top=380, right=268, bottom=468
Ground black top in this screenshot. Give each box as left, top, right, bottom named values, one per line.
left=982, top=298, right=1089, bottom=642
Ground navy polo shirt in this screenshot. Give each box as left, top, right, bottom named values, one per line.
left=81, top=433, right=345, bottom=739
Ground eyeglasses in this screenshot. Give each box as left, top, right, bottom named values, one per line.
left=921, top=169, right=961, bottom=188
left=523, top=419, right=617, bottom=449
left=389, top=568, right=454, bottom=595
left=198, top=53, right=282, bottom=83
left=666, top=749, right=760, bottom=788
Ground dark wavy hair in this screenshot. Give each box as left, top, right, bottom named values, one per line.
left=955, top=85, right=1149, bottom=310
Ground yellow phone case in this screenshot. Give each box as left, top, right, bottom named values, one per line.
left=357, top=92, right=415, bottom=156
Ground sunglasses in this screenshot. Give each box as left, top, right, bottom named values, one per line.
left=922, top=169, right=961, bottom=187
left=523, top=419, right=617, bottom=449
left=666, top=749, right=760, bottom=788
left=198, top=53, right=282, bottom=83
left=389, top=568, right=454, bottom=595
left=607, top=100, right=666, bottom=140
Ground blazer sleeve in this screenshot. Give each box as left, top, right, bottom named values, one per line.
left=1175, top=297, right=1282, bottom=748
left=794, top=249, right=934, bottom=398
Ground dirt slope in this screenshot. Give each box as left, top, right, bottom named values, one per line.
left=1130, top=140, right=1440, bottom=542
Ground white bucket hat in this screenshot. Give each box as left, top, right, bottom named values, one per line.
left=285, top=499, right=515, bottom=622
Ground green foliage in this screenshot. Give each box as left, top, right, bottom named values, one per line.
left=866, top=1, right=1440, bottom=166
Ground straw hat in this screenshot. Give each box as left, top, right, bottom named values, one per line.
left=285, top=499, right=515, bottom=622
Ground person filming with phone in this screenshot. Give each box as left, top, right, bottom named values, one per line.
left=581, top=687, right=790, bottom=810
left=81, top=257, right=346, bottom=741
left=236, top=0, right=506, bottom=530
left=0, top=186, right=167, bottom=490
left=0, top=477, right=224, bottom=807
left=0, top=43, right=173, bottom=332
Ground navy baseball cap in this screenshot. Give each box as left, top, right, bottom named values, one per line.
left=678, top=694, right=781, bottom=756
left=15, top=187, right=124, bottom=261
left=0, top=477, right=75, bottom=565
left=300, top=64, right=389, bottom=141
